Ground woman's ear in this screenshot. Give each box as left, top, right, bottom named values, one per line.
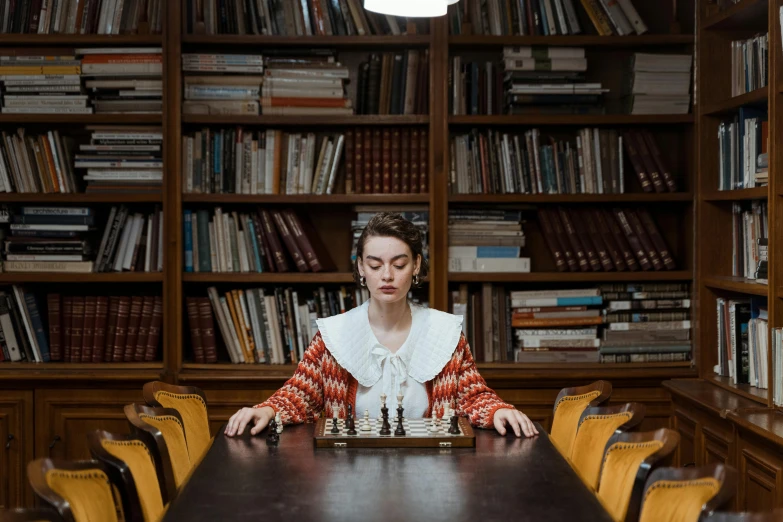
left=357, top=258, right=365, bottom=278
left=414, top=254, right=422, bottom=275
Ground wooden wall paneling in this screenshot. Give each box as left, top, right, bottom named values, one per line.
left=430, top=16, right=449, bottom=311
left=771, top=0, right=783, bottom=404
left=33, top=389, right=144, bottom=462
left=672, top=403, right=699, bottom=467
left=736, top=435, right=783, bottom=511
left=0, top=391, right=33, bottom=509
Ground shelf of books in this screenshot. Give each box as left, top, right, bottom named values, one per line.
left=696, top=0, right=777, bottom=408
left=0, top=1, right=169, bottom=375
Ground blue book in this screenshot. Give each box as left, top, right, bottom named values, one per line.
left=183, top=210, right=193, bottom=272
left=22, top=290, right=50, bottom=362
left=247, top=219, right=263, bottom=272
left=196, top=210, right=212, bottom=272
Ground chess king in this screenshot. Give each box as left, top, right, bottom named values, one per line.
left=226, top=212, right=539, bottom=439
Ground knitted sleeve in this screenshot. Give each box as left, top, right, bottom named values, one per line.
left=254, top=332, right=326, bottom=425
left=456, top=333, right=516, bottom=429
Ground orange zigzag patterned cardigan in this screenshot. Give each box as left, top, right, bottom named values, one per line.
left=255, top=331, right=515, bottom=428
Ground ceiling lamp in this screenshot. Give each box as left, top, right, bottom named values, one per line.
left=364, top=0, right=458, bottom=17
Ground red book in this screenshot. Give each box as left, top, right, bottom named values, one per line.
left=124, top=296, right=143, bottom=361
left=419, top=129, right=428, bottom=193
left=582, top=209, right=615, bottom=271
left=134, top=296, right=154, bottom=361
left=62, top=296, right=72, bottom=363
left=363, top=128, right=372, bottom=193
left=603, top=208, right=639, bottom=271
left=93, top=296, right=108, bottom=363
left=557, top=207, right=590, bottom=272
left=401, top=128, right=410, bottom=193
left=593, top=209, right=627, bottom=271
left=144, top=296, right=163, bottom=362
left=282, top=210, right=326, bottom=272
left=270, top=209, right=309, bottom=272
left=622, top=131, right=653, bottom=193
left=81, top=296, right=96, bottom=363
left=537, top=209, right=567, bottom=272
left=613, top=208, right=652, bottom=270
left=353, top=127, right=363, bottom=194
left=70, top=296, right=84, bottom=363
left=382, top=128, right=391, bottom=193
left=113, top=296, right=131, bottom=362
left=410, top=129, right=420, bottom=194
left=258, top=209, right=290, bottom=272
left=637, top=208, right=677, bottom=270
left=104, top=296, right=119, bottom=362
left=47, top=294, right=62, bottom=361
left=568, top=209, right=602, bottom=271
left=547, top=208, right=578, bottom=272
left=198, top=297, right=218, bottom=363
left=625, top=209, right=664, bottom=271
left=631, top=130, right=665, bottom=193
left=186, top=297, right=205, bottom=363
left=372, top=128, right=382, bottom=193
left=391, top=128, right=401, bottom=193
left=250, top=213, right=275, bottom=272
left=344, top=129, right=355, bottom=194
left=641, top=130, right=678, bottom=193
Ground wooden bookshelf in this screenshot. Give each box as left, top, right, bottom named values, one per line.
left=703, top=275, right=769, bottom=296
left=702, top=86, right=769, bottom=115
left=449, top=271, right=693, bottom=283
left=0, top=34, right=164, bottom=45
left=182, top=194, right=430, bottom=204
left=182, top=273, right=356, bottom=284
left=701, top=187, right=769, bottom=201
left=181, top=115, right=429, bottom=126
left=708, top=375, right=769, bottom=405
left=0, top=273, right=164, bottom=284
left=449, top=193, right=694, bottom=204
left=0, top=193, right=163, bottom=203
left=182, top=34, right=432, bottom=47
left=448, top=114, right=695, bottom=126
left=702, top=0, right=770, bottom=30
left=0, top=114, right=163, bottom=124
left=449, top=34, right=695, bottom=47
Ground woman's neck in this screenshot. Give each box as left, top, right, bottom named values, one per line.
left=367, top=297, right=411, bottom=334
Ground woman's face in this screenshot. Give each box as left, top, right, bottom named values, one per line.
left=358, top=235, right=421, bottom=304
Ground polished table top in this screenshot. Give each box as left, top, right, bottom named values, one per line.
left=163, top=422, right=612, bottom=522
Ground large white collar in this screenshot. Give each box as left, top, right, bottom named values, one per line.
left=316, top=300, right=464, bottom=387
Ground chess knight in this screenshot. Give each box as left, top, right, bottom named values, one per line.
left=226, top=213, right=538, bottom=439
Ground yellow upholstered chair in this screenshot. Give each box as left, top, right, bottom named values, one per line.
left=638, top=464, right=736, bottom=522
left=569, top=402, right=645, bottom=491
left=0, top=507, right=64, bottom=522
left=706, top=509, right=783, bottom=521
left=550, top=380, right=612, bottom=457
left=125, top=403, right=192, bottom=499
left=27, top=458, right=128, bottom=522
left=143, top=381, right=211, bottom=464
left=597, top=428, right=680, bottom=522
left=87, top=430, right=165, bottom=522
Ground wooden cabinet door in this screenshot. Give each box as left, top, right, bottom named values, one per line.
left=35, top=389, right=144, bottom=462
left=672, top=405, right=698, bottom=468
left=701, top=423, right=732, bottom=467
left=0, top=391, right=33, bottom=509
left=737, top=437, right=783, bottom=512
left=202, top=389, right=278, bottom=436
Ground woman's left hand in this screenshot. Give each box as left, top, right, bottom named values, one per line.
left=493, top=408, right=539, bottom=438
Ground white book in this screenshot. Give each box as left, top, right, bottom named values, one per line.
left=206, top=288, right=239, bottom=363
left=265, top=295, right=283, bottom=364
left=214, top=208, right=225, bottom=272
left=0, top=293, right=22, bottom=361
left=326, top=134, right=345, bottom=195
left=12, top=286, right=41, bottom=363
left=122, top=214, right=144, bottom=271
left=448, top=257, right=531, bottom=272
left=112, top=214, right=133, bottom=271
left=616, top=0, right=648, bottom=34
left=144, top=215, right=153, bottom=272
left=237, top=226, right=250, bottom=273
left=209, top=221, right=218, bottom=273
left=245, top=289, right=266, bottom=363
left=250, top=138, right=258, bottom=195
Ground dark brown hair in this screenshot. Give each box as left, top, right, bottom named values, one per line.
left=353, top=212, right=428, bottom=286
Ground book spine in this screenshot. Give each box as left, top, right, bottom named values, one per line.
left=63, top=296, right=72, bottom=362
left=282, top=210, right=323, bottom=272
left=642, top=130, right=677, bottom=192
left=637, top=208, right=677, bottom=270
left=593, top=208, right=627, bottom=271
left=613, top=207, right=652, bottom=270
left=92, top=296, right=108, bottom=363
left=144, top=296, right=163, bottom=362
left=622, top=130, right=652, bottom=192
left=258, top=209, right=289, bottom=272
left=104, top=296, right=118, bottom=362
left=135, top=296, right=154, bottom=361
left=382, top=128, right=391, bottom=193
left=583, top=208, right=615, bottom=271
left=199, top=296, right=218, bottom=363
left=47, top=293, right=62, bottom=361
left=112, top=295, right=130, bottom=362
left=344, top=129, right=354, bottom=194
left=419, top=129, right=428, bottom=193
left=604, top=208, right=639, bottom=270
left=187, top=296, right=205, bottom=363
left=537, top=208, right=567, bottom=271
left=626, top=208, right=664, bottom=270
left=270, top=209, right=309, bottom=272
left=557, top=207, right=590, bottom=271
left=631, top=130, right=665, bottom=193
left=124, top=295, right=143, bottom=361
left=80, top=295, right=96, bottom=363
left=70, top=296, right=84, bottom=362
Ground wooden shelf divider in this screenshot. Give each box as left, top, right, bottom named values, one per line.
left=702, top=86, right=769, bottom=116
left=182, top=115, right=429, bottom=126
left=702, top=0, right=769, bottom=30
left=449, top=34, right=694, bottom=47
left=448, top=114, right=695, bottom=126
left=703, top=275, right=769, bottom=296
left=701, top=187, right=768, bottom=201
left=449, top=271, right=693, bottom=283
left=449, top=193, right=693, bottom=204
left=182, top=273, right=356, bottom=284
left=183, top=194, right=430, bottom=204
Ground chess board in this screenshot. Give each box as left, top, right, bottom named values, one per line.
left=313, top=417, right=475, bottom=448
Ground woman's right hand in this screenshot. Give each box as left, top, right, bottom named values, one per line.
left=225, top=406, right=275, bottom=437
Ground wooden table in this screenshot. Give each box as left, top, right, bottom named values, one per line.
left=163, top=423, right=612, bottom=522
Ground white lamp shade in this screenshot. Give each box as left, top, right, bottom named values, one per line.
left=364, top=0, right=448, bottom=17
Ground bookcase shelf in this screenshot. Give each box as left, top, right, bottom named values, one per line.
left=182, top=273, right=356, bottom=284
left=702, top=0, right=769, bottom=30
left=703, top=276, right=768, bottom=296
left=0, top=114, right=163, bottom=124
left=0, top=362, right=164, bottom=381
left=182, top=115, right=429, bottom=126
left=182, top=194, right=430, bottom=204
left=0, top=193, right=163, bottom=203
left=449, top=34, right=695, bottom=47
left=448, top=193, right=693, bottom=204
left=702, top=86, right=769, bottom=116
left=182, top=34, right=432, bottom=47
left=448, top=114, right=695, bottom=126
left=701, top=187, right=768, bottom=201
left=0, top=273, right=163, bottom=284
left=448, top=271, right=693, bottom=283
left=0, top=34, right=164, bottom=45
left=708, top=375, right=769, bottom=405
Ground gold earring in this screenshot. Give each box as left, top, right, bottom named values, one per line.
left=360, top=276, right=366, bottom=287
left=413, top=273, right=420, bottom=286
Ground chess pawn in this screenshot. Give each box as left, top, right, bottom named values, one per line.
left=266, top=419, right=279, bottom=446
left=275, top=412, right=283, bottom=434
left=346, top=407, right=357, bottom=436
left=361, top=409, right=372, bottom=432
left=448, top=409, right=460, bottom=435
left=330, top=416, right=340, bottom=434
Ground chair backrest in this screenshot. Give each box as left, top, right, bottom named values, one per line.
left=87, top=430, right=165, bottom=522
left=570, top=402, right=646, bottom=490
left=639, top=464, right=737, bottom=522
left=706, top=508, right=783, bottom=521
left=597, top=428, right=681, bottom=522
left=143, top=381, right=211, bottom=463
left=26, top=458, right=126, bottom=522
left=0, top=508, right=65, bottom=522
left=550, top=380, right=612, bottom=456
left=125, top=403, right=191, bottom=499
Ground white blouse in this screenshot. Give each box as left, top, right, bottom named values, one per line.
left=315, top=300, right=464, bottom=420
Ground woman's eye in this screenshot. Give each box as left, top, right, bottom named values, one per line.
left=370, top=266, right=381, bottom=270
left=394, top=265, right=405, bottom=270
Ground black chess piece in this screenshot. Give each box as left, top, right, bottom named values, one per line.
left=346, top=406, right=357, bottom=436
left=267, top=419, right=280, bottom=445
left=330, top=417, right=340, bottom=434
left=379, top=404, right=391, bottom=436
left=448, top=412, right=460, bottom=435
left=394, top=404, right=406, bottom=436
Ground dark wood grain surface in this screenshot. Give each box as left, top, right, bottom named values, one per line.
left=162, top=423, right=612, bottom=522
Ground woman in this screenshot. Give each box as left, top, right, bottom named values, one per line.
left=225, top=212, right=538, bottom=438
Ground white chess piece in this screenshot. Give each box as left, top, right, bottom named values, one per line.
left=361, top=409, right=372, bottom=432
left=429, top=415, right=439, bottom=433
left=275, top=412, right=283, bottom=434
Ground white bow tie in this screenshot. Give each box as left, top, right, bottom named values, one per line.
left=371, top=345, right=409, bottom=398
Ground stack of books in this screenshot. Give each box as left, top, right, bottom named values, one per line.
left=503, top=46, right=606, bottom=116
left=183, top=53, right=264, bottom=116
left=450, top=57, right=503, bottom=115
left=344, top=128, right=428, bottom=194
left=600, top=283, right=692, bottom=363
left=0, top=285, right=50, bottom=362
left=716, top=297, right=767, bottom=389
left=81, top=48, right=163, bottom=114
left=262, top=53, right=352, bottom=116
left=732, top=33, right=768, bottom=97
left=627, top=53, right=693, bottom=115
left=0, top=0, right=163, bottom=34
left=732, top=201, right=767, bottom=281
left=356, top=51, right=429, bottom=115
left=76, top=126, right=163, bottom=194
left=351, top=207, right=429, bottom=265
left=93, top=205, right=164, bottom=273
left=718, top=107, right=768, bottom=190
left=183, top=207, right=334, bottom=274
left=512, top=288, right=603, bottom=363
left=623, top=130, right=678, bottom=193
left=0, top=53, right=88, bottom=114
left=0, top=128, right=78, bottom=193
left=3, top=207, right=94, bottom=273
left=448, top=209, right=528, bottom=273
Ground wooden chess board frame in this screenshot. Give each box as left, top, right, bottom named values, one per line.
left=313, top=417, right=476, bottom=448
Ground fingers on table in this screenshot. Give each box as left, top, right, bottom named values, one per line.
left=250, top=416, right=267, bottom=435
left=515, top=410, right=538, bottom=438
left=493, top=414, right=508, bottom=436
